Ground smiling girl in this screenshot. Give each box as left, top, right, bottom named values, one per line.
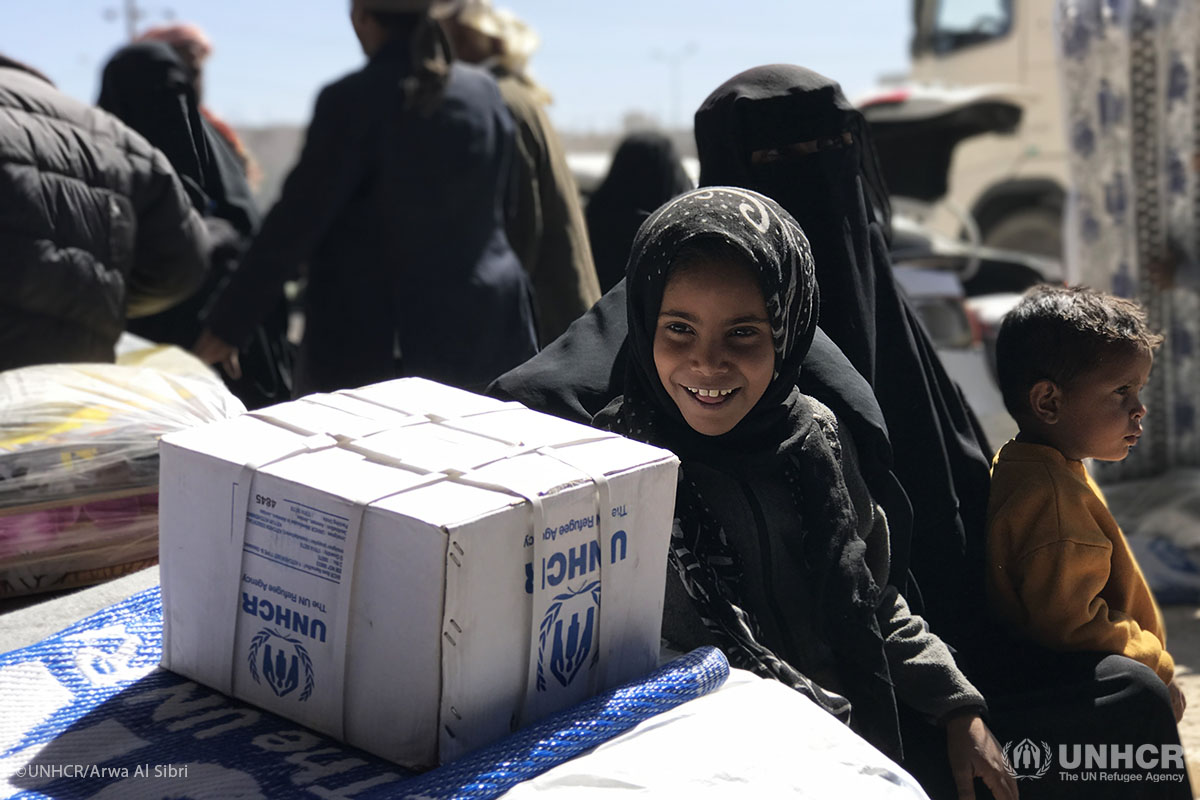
left=596, top=187, right=1016, bottom=800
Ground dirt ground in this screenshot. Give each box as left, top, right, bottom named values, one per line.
left=1161, top=605, right=1200, bottom=798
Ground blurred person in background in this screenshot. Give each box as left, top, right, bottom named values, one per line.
left=0, top=54, right=208, bottom=371
left=441, top=0, right=600, bottom=345
left=98, top=29, right=293, bottom=409
left=135, top=24, right=262, bottom=201
left=585, top=130, right=694, bottom=293
left=194, top=0, right=537, bottom=394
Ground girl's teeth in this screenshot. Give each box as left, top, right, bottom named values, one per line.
left=687, top=387, right=733, bottom=397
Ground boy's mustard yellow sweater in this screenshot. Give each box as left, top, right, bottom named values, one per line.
left=986, top=440, right=1174, bottom=684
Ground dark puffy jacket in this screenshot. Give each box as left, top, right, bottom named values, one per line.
left=0, top=63, right=208, bottom=370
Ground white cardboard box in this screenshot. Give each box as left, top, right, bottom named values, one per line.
left=157, top=378, right=678, bottom=768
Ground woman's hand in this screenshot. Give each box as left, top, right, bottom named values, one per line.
left=193, top=329, right=242, bottom=380
left=944, top=709, right=1019, bottom=800
left=1167, top=678, right=1186, bottom=723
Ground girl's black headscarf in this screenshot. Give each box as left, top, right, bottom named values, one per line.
left=586, top=131, right=694, bottom=294
left=696, top=65, right=994, bottom=656
left=597, top=186, right=901, bottom=757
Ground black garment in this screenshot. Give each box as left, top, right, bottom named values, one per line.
left=694, top=65, right=994, bottom=655
left=205, top=37, right=537, bottom=395
left=98, top=42, right=259, bottom=237
left=586, top=131, right=693, bottom=293
left=979, top=650, right=1190, bottom=799
left=487, top=280, right=897, bottom=495
left=97, top=41, right=292, bottom=409
left=595, top=186, right=915, bottom=758
left=0, top=63, right=208, bottom=370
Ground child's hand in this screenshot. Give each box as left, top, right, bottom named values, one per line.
left=1167, top=678, right=1186, bottom=723
left=944, top=709, right=1019, bottom=800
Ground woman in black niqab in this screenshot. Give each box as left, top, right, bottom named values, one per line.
left=585, top=131, right=694, bottom=293
left=98, top=40, right=293, bottom=410
left=694, top=65, right=994, bottom=656
left=98, top=40, right=258, bottom=238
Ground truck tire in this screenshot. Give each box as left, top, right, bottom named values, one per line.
left=981, top=206, right=1063, bottom=259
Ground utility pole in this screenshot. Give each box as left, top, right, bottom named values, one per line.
left=103, top=1, right=174, bottom=40
left=651, top=43, right=698, bottom=130
left=122, top=0, right=142, bottom=40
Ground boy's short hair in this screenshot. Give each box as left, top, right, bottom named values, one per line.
left=995, top=285, right=1163, bottom=420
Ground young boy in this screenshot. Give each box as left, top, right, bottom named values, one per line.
left=986, top=285, right=1185, bottom=724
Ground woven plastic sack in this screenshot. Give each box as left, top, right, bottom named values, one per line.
left=0, top=347, right=245, bottom=597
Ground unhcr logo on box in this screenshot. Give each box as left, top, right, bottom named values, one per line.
left=536, top=580, right=602, bottom=691
left=247, top=628, right=315, bottom=701
left=1002, top=739, right=1189, bottom=785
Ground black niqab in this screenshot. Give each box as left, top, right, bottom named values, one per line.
left=98, top=41, right=294, bottom=411
left=98, top=40, right=259, bottom=237
left=695, top=65, right=993, bottom=652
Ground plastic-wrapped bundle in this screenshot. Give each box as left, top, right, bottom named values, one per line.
left=0, top=345, right=245, bottom=597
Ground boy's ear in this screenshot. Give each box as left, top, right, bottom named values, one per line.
left=1028, top=379, right=1062, bottom=425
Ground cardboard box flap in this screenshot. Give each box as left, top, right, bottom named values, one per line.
left=258, top=445, right=443, bottom=505
left=302, top=392, right=422, bottom=428
left=545, top=436, right=679, bottom=479
left=465, top=451, right=596, bottom=500
left=441, top=407, right=616, bottom=449
left=246, top=399, right=399, bottom=440
left=338, top=377, right=508, bottom=420
left=374, top=478, right=525, bottom=530
left=347, top=424, right=517, bottom=476
left=161, top=414, right=328, bottom=464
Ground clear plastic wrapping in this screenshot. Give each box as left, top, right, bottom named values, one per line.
left=0, top=344, right=245, bottom=597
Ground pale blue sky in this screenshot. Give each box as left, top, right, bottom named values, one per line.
left=2, top=1, right=912, bottom=131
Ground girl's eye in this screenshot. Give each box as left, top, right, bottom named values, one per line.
left=1115, top=385, right=1130, bottom=396
left=730, top=327, right=760, bottom=338
left=664, top=321, right=693, bottom=335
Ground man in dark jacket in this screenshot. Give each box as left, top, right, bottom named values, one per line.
left=0, top=56, right=209, bottom=371
left=195, top=0, right=538, bottom=394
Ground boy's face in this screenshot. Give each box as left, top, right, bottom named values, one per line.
left=1043, top=346, right=1152, bottom=461
left=653, top=258, right=774, bottom=437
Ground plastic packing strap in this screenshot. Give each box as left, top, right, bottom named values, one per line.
left=531, top=445, right=614, bottom=698
left=245, top=408, right=360, bottom=438
left=217, top=432, right=341, bottom=697
left=437, top=427, right=626, bottom=723
left=230, top=411, right=455, bottom=735
left=390, top=646, right=730, bottom=800
left=439, top=467, right=545, bottom=739
left=334, top=388, right=526, bottom=425
left=326, top=476, right=446, bottom=739
left=248, top=402, right=406, bottom=440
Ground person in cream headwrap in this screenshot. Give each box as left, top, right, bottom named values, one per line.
left=442, top=0, right=601, bottom=346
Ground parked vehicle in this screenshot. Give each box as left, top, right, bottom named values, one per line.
left=861, top=84, right=1064, bottom=448
left=904, top=0, right=1068, bottom=260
